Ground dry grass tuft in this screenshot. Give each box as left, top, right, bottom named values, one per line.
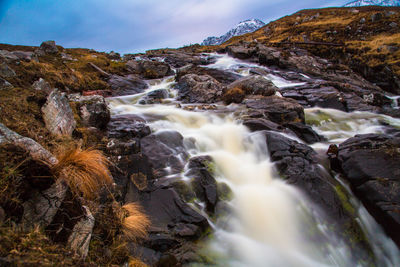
left=115, top=202, right=150, bottom=242
left=53, top=147, right=113, bottom=199
left=129, top=258, right=149, bottom=267
left=223, top=87, right=245, bottom=104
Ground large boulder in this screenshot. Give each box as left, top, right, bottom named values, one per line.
left=108, top=74, right=148, bottom=96
left=127, top=60, right=173, bottom=79
left=38, top=40, right=59, bottom=55
left=331, top=133, right=400, bottom=247
left=107, top=114, right=151, bottom=140
left=41, top=89, right=76, bottom=136
left=32, top=78, right=52, bottom=93
left=139, top=89, right=169, bottom=104
left=176, top=65, right=241, bottom=85
left=245, top=95, right=305, bottom=124
left=226, top=45, right=256, bottom=59
left=223, top=75, right=278, bottom=104
left=176, top=74, right=223, bottom=104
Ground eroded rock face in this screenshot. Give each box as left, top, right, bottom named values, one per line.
left=0, top=77, right=13, bottom=90
left=42, top=89, right=76, bottom=136
left=332, top=133, right=400, bottom=247
left=226, top=45, right=257, bottom=59
left=0, top=62, right=16, bottom=78
left=176, top=74, right=223, bottom=103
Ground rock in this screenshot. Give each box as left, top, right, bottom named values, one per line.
left=245, top=96, right=305, bottom=124
left=139, top=89, right=169, bottom=104
left=141, top=60, right=173, bottom=79
left=371, top=13, right=383, bottom=22
left=284, top=122, right=323, bottom=144
left=332, top=134, right=400, bottom=247
left=243, top=118, right=289, bottom=132
left=176, top=65, right=241, bottom=85
left=0, top=50, right=19, bottom=62
left=107, top=51, right=121, bottom=60
left=224, top=75, right=278, bottom=103
left=176, top=74, right=223, bottom=103
left=0, top=62, right=16, bottom=78
left=139, top=188, right=208, bottom=232
left=38, top=40, right=59, bottom=54
left=0, top=77, right=13, bottom=90
left=226, top=45, right=256, bottom=59
left=187, top=156, right=218, bottom=213
left=67, top=206, right=95, bottom=259
left=140, top=131, right=188, bottom=178
left=258, top=47, right=283, bottom=67
left=22, top=179, right=68, bottom=228
left=71, top=95, right=110, bottom=129
left=107, top=114, right=150, bottom=140
left=61, top=52, right=74, bottom=61
left=32, top=78, right=52, bottom=93
left=41, top=89, right=76, bottom=136
left=108, top=74, right=148, bottom=96
left=389, top=22, right=398, bottom=28
left=82, top=90, right=112, bottom=97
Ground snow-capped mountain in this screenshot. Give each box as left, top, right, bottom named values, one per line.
left=344, top=0, right=400, bottom=7
left=202, top=19, right=265, bottom=46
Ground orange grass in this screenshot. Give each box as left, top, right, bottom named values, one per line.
left=118, top=203, right=150, bottom=242
left=53, top=147, right=113, bottom=199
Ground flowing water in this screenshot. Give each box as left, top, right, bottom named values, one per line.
left=108, top=54, right=400, bottom=266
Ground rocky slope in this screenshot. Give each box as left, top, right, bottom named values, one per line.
left=202, top=19, right=265, bottom=46
left=197, top=6, right=400, bottom=95
left=0, top=6, right=400, bottom=266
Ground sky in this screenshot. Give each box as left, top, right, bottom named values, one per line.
left=0, top=0, right=349, bottom=54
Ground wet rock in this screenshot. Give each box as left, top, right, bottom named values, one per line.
left=0, top=77, right=13, bottom=90
left=139, top=188, right=209, bottom=232
left=32, top=78, right=52, bottom=93
left=141, top=60, right=173, bottom=79
left=284, top=122, right=323, bottom=144
left=176, top=74, right=223, bottom=104
left=67, top=206, right=95, bottom=258
left=264, top=132, right=350, bottom=224
left=224, top=75, right=278, bottom=103
left=243, top=118, right=288, bottom=132
left=0, top=62, right=16, bottom=78
left=176, top=65, right=241, bottom=85
left=258, top=47, right=283, bottom=67
left=332, top=134, right=400, bottom=247
left=38, top=40, right=59, bottom=55
left=107, top=114, right=150, bottom=140
left=139, top=89, right=169, bottom=104
left=108, top=74, right=148, bottom=96
left=42, top=89, right=76, bottom=136
left=226, top=45, right=256, bottom=59
left=71, top=95, right=110, bottom=129
left=141, top=131, right=188, bottom=178
left=187, top=156, right=218, bottom=213
left=245, top=96, right=305, bottom=124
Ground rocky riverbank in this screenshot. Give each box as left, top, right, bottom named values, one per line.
left=1, top=7, right=400, bottom=265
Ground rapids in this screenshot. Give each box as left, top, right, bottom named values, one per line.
left=108, top=54, right=400, bottom=266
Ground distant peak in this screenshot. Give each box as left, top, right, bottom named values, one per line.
left=344, top=0, right=400, bottom=7
left=202, top=19, right=265, bottom=46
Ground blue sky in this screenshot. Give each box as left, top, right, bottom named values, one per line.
left=0, top=0, right=348, bottom=54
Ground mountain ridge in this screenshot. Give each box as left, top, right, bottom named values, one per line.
left=202, top=19, right=265, bottom=46
left=344, top=0, right=400, bottom=7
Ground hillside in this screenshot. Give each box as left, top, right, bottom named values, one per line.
left=197, top=6, right=400, bottom=94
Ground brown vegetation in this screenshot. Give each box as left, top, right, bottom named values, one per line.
left=118, top=203, right=150, bottom=242
left=53, top=147, right=113, bottom=199
left=222, top=86, right=245, bottom=104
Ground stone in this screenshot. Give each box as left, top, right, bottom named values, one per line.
left=226, top=45, right=256, bottom=59
left=71, top=95, right=110, bottom=129
left=67, top=206, right=95, bottom=259
left=39, top=40, right=59, bottom=54
left=245, top=96, right=305, bottom=124
left=0, top=62, right=16, bottom=78
left=108, top=74, right=148, bottom=96
left=176, top=65, right=241, bottom=85
left=332, top=133, right=400, bottom=247
left=107, top=51, right=121, bottom=60
left=176, top=74, right=223, bottom=103
left=22, top=179, right=68, bottom=228
left=32, top=78, right=52, bottom=93
left=140, top=131, right=188, bottom=178
left=139, top=89, right=169, bottom=104
left=41, top=89, right=76, bottom=136
left=107, top=114, right=150, bottom=140
left=284, top=122, right=323, bottom=144
left=0, top=77, right=13, bottom=90
left=389, top=22, right=398, bottom=28
left=0, top=50, right=19, bottom=62
left=140, top=60, right=173, bottom=79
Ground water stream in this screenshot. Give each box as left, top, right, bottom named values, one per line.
left=108, top=54, right=400, bottom=266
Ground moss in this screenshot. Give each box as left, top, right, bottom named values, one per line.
left=216, top=182, right=233, bottom=201
left=334, top=185, right=356, bottom=215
